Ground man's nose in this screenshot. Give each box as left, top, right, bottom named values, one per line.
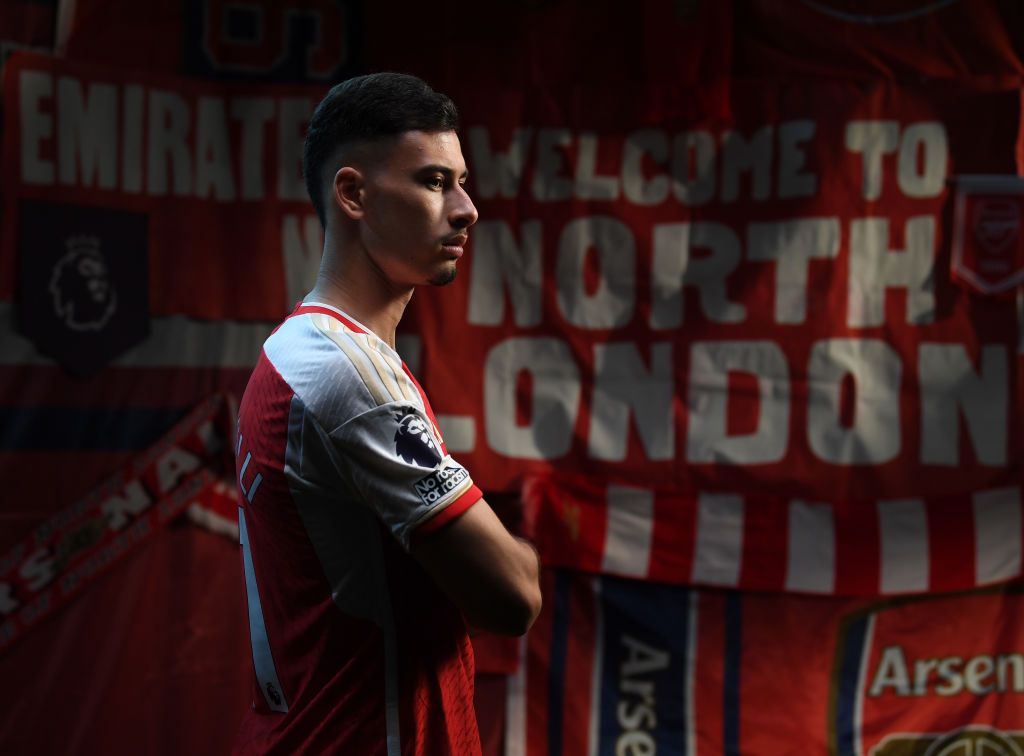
left=449, top=185, right=479, bottom=229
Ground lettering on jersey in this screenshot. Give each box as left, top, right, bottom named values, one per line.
left=414, top=465, right=470, bottom=507
left=265, top=682, right=283, bottom=708
left=394, top=410, right=443, bottom=468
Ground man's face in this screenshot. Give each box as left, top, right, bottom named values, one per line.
left=358, top=130, right=478, bottom=288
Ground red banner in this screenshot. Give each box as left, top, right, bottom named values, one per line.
left=525, top=473, right=1024, bottom=596
left=734, top=0, right=1024, bottom=84
left=3, top=53, right=1021, bottom=502
left=508, top=569, right=1024, bottom=756
left=404, top=79, right=1022, bottom=501
left=1, top=51, right=327, bottom=320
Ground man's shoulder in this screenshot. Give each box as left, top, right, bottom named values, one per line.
left=259, top=310, right=421, bottom=431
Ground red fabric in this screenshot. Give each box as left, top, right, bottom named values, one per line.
left=0, top=524, right=251, bottom=755
left=734, top=0, right=1024, bottom=84
left=525, top=473, right=1024, bottom=596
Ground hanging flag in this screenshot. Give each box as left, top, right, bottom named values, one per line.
left=950, top=175, right=1024, bottom=295
left=524, top=473, right=1024, bottom=597
left=507, top=569, right=1024, bottom=755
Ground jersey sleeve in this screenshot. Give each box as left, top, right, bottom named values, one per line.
left=329, top=401, right=483, bottom=550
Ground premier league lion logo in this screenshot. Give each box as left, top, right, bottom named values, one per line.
left=48, top=235, right=118, bottom=332
left=394, top=410, right=443, bottom=468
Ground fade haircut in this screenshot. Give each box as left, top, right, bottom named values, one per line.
left=303, top=72, right=460, bottom=227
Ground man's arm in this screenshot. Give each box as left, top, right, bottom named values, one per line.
left=411, top=499, right=542, bottom=636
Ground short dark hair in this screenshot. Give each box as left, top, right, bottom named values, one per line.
left=303, top=72, right=460, bottom=226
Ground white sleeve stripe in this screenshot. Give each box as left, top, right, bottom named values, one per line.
left=382, top=351, right=420, bottom=404
left=318, top=326, right=393, bottom=406
left=357, top=334, right=409, bottom=407
left=309, top=311, right=420, bottom=408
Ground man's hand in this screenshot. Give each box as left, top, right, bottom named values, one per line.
left=412, top=499, right=542, bottom=636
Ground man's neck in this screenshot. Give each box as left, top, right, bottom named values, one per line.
left=304, top=252, right=413, bottom=350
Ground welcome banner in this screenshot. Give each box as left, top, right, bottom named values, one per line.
left=3, top=52, right=1022, bottom=502
left=406, top=79, right=1022, bottom=501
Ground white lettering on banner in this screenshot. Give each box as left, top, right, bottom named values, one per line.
left=575, top=132, right=619, bottom=200
left=281, top=213, right=324, bottom=310
left=777, top=120, right=818, bottom=199
left=195, top=96, right=236, bottom=200
left=465, top=212, right=939, bottom=335
left=232, top=97, right=275, bottom=200
left=556, top=216, right=636, bottom=329
left=19, top=548, right=56, bottom=592
left=671, top=130, right=716, bottom=206
left=101, top=479, right=152, bottom=530
left=869, top=645, right=1024, bottom=697
left=721, top=125, right=773, bottom=203
left=687, top=340, right=790, bottom=464
left=845, top=121, right=948, bottom=200
left=897, top=123, right=948, bottom=198
left=276, top=97, right=312, bottom=201
left=122, top=84, right=144, bottom=193
left=807, top=339, right=902, bottom=464
left=467, top=127, right=532, bottom=200
left=57, top=77, right=117, bottom=189
left=847, top=216, right=936, bottom=327
left=919, top=344, right=1007, bottom=466
left=0, top=413, right=226, bottom=619
left=19, top=70, right=54, bottom=184
left=483, top=337, right=581, bottom=459
left=845, top=121, right=899, bottom=201
left=148, top=89, right=192, bottom=196
left=747, top=218, right=840, bottom=324
left=650, top=222, right=746, bottom=328
left=474, top=336, right=1007, bottom=465
left=467, top=220, right=543, bottom=327
left=473, top=122, right=822, bottom=206
left=623, top=130, right=669, bottom=205
left=532, top=128, right=573, bottom=201
left=155, top=447, right=202, bottom=493
left=589, top=342, right=674, bottom=462
left=0, top=584, right=17, bottom=615
left=17, top=69, right=315, bottom=202
left=617, top=635, right=669, bottom=756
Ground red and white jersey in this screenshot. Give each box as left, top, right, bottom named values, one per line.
left=233, top=302, right=484, bottom=755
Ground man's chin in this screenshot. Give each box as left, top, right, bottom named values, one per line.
left=428, top=267, right=457, bottom=286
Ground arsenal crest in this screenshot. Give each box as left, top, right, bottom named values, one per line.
left=950, top=176, right=1024, bottom=296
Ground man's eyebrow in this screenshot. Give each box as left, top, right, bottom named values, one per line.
left=416, top=164, right=469, bottom=179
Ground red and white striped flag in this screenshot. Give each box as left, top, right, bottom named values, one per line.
left=524, top=473, right=1023, bottom=596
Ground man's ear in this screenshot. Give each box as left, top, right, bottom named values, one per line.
left=332, top=166, right=364, bottom=220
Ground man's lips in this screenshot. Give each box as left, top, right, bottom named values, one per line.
left=442, top=235, right=468, bottom=257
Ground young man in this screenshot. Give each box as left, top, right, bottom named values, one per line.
left=233, top=74, right=542, bottom=755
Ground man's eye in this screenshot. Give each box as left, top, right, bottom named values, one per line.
left=426, top=176, right=445, bottom=189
